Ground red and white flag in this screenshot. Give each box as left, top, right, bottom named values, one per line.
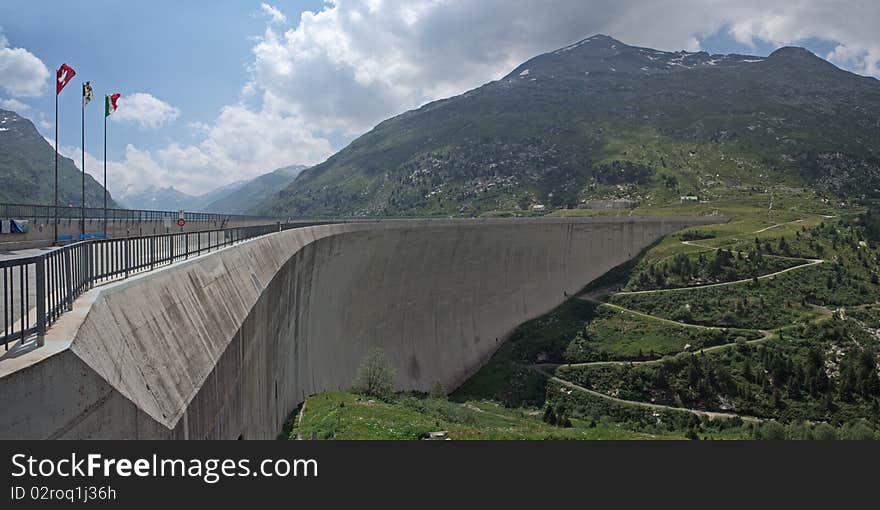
left=56, top=63, right=76, bottom=95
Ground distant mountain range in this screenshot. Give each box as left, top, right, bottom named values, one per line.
left=252, top=34, right=880, bottom=217
left=118, top=185, right=206, bottom=212
left=0, top=109, right=119, bottom=208
left=119, top=165, right=306, bottom=214
left=201, top=165, right=306, bottom=214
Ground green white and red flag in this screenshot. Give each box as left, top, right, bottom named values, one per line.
left=105, top=93, right=121, bottom=117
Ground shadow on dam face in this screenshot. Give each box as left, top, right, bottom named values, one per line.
left=0, top=216, right=723, bottom=439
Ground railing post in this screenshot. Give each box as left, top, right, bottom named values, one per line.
left=86, top=242, right=94, bottom=290
left=124, top=238, right=130, bottom=279
left=150, top=236, right=156, bottom=271
left=63, top=249, right=73, bottom=311
left=35, top=256, right=46, bottom=346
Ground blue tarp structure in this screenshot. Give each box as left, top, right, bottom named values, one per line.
left=1, top=219, right=29, bottom=234
left=11, top=219, right=28, bottom=234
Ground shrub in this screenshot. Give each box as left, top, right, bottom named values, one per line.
left=354, top=348, right=397, bottom=400
left=429, top=381, right=448, bottom=400
left=753, top=421, right=786, bottom=440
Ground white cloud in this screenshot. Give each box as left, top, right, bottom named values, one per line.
left=112, top=92, right=180, bottom=129
left=68, top=105, right=334, bottom=196
left=260, top=3, right=287, bottom=24
left=827, top=44, right=880, bottom=78
left=0, top=31, right=50, bottom=97
left=187, top=121, right=210, bottom=134
left=0, top=98, right=29, bottom=112
left=36, top=112, right=51, bottom=130
left=61, top=142, right=176, bottom=198
left=169, top=105, right=329, bottom=167
left=154, top=105, right=333, bottom=192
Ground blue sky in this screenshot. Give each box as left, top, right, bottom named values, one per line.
left=0, top=1, right=321, bottom=163
left=0, top=1, right=877, bottom=197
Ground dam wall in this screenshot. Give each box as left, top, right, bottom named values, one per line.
left=0, top=217, right=720, bottom=439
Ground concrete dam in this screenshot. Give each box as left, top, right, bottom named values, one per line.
left=0, top=217, right=720, bottom=439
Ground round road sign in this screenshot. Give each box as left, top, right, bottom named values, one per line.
left=177, top=218, right=186, bottom=227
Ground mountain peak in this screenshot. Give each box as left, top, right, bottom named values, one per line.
left=768, top=46, right=820, bottom=62
left=555, top=34, right=626, bottom=53
left=583, top=34, right=623, bottom=45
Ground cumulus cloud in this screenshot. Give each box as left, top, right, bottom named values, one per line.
left=260, top=3, right=287, bottom=24
left=60, top=143, right=167, bottom=198
left=67, top=105, right=334, bottom=196
left=0, top=98, right=30, bottom=112
left=157, top=105, right=332, bottom=187
left=112, top=92, right=180, bottom=129
left=0, top=31, right=50, bottom=97
left=827, top=44, right=880, bottom=78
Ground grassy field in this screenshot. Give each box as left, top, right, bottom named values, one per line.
left=291, top=391, right=680, bottom=440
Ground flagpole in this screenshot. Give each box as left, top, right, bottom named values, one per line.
left=81, top=83, right=86, bottom=238
left=103, top=107, right=107, bottom=237
left=53, top=85, right=59, bottom=245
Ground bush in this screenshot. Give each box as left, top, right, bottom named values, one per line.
left=753, top=421, right=786, bottom=440
left=354, top=348, right=397, bottom=400
left=429, top=381, right=448, bottom=399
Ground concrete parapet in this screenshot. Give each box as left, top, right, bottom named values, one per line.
left=0, top=217, right=276, bottom=251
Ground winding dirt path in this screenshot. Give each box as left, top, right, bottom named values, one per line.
left=577, top=294, right=765, bottom=334
left=635, top=217, right=828, bottom=293
left=753, top=219, right=805, bottom=234
left=531, top=365, right=762, bottom=423
left=614, top=258, right=824, bottom=296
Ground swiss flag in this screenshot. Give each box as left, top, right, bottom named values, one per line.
left=56, top=63, right=76, bottom=95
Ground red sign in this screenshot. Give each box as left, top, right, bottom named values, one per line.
left=177, top=218, right=186, bottom=227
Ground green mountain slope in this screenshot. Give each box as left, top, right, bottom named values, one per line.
left=202, top=165, right=306, bottom=214
left=254, top=35, right=880, bottom=217
left=0, top=109, right=119, bottom=208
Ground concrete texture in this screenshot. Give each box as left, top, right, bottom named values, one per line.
left=0, top=216, right=721, bottom=439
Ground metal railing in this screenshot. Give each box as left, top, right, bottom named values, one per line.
left=2, top=221, right=328, bottom=351
left=0, top=202, right=279, bottom=223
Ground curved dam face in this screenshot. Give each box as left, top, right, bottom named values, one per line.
left=0, top=217, right=720, bottom=439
